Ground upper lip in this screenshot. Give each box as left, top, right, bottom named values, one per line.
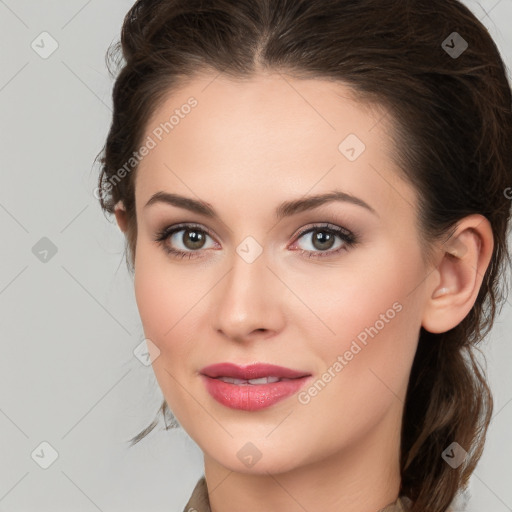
left=200, top=362, right=311, bottom=380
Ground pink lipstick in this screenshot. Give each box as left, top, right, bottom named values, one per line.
left=200, top=362, right=312, bottom=411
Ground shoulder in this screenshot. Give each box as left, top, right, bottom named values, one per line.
left=395, top=495, right=413, bottom=511
left=182, top=476, right=211, bottom=512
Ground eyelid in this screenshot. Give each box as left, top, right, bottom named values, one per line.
left=290, top=222, right=353, bottom=241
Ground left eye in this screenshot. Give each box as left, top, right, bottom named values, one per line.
left=291, top=225, right=355, bottom=256
left=154, top=223, right=358, bottom=260
left=292, top=227, right=351, bottom=252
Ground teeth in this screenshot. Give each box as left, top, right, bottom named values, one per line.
left=249, top=376, right=280, bottom=384
left=217, top=376, right=285, bottom=385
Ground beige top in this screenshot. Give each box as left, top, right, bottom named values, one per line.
left=183, top=476, right=413, bottom=512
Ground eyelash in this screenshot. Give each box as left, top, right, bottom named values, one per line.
left=153, top=222, right=359, bottom=260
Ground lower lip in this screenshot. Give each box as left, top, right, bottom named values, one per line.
left=201, top=375, right=312, bottom=411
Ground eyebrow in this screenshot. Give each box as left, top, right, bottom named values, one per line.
left=143, top=190, right=378, bottom=219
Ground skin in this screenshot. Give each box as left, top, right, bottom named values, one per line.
left=114, top=71, right=493, bottom=512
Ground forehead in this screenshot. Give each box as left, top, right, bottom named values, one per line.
left=135, top=72, right=416, bottom=222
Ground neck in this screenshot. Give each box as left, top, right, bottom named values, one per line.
left=203, top=404, right=402, bottom=512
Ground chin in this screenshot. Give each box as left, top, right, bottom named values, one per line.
left=201, top=436, right=308, bottom=476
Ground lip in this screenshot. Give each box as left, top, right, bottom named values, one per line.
left=200, top=362, right=311, bottom=380
left=200, top=362, right=312, bottom=411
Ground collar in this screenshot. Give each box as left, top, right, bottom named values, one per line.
left=183, top=476, right=412, bottom=512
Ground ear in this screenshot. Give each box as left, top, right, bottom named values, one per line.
left=114, top=200, right=128, bottom=233
left=421, top=214, right=494, bottom=334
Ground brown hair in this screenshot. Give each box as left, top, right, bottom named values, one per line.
left=96, top=1, right=512, bottom=510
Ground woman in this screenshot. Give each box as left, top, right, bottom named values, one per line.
left=96, top=0, right=512, bottom=510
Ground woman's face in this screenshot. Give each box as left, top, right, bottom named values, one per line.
left=130, top=72, right=432, bottom=474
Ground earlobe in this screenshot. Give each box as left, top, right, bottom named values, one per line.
left=421, top=214, right=493, bottom=334
left=114, top=200, right=128, bottom=233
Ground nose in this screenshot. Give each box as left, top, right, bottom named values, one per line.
left=212, top=245, right=285, bottom=343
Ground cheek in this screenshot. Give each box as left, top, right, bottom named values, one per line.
left=295, top=270, right=420, bottom=445
left=133, top=244, right=210, bottom=361
left=133, top=243, right=184, bottom=343
left=301, top=242, right=424, bottom=385
left=302, top=243, right=419, bottom=335
left=133, top=248, right=199, bottom=412
left=134, top=261, right=166, bottom=340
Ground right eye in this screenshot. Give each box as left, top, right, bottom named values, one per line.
left=154, top=223, right=218, bottom=259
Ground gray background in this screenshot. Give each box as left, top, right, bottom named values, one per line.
left=0, top=0, right=511, bottom=510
